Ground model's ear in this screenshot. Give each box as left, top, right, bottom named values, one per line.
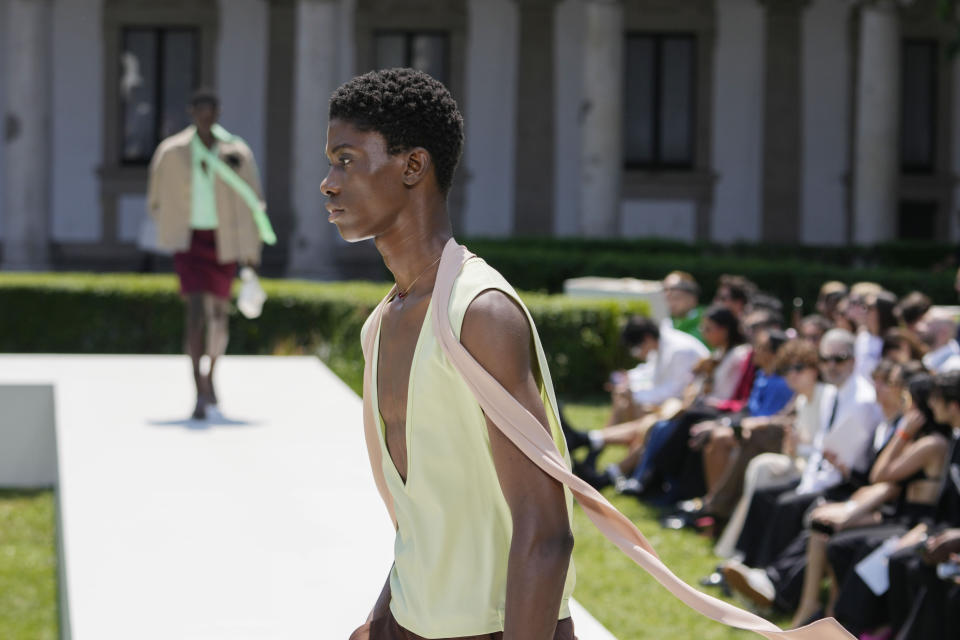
left=402, top=147, right=432, bottom=187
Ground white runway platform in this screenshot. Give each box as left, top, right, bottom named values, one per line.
left=0, top=355, right=616, bottom=640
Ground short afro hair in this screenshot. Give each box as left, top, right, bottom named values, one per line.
left=329, top=68, right=464, bottom=195
left=190, top=87, right=220, bottom=108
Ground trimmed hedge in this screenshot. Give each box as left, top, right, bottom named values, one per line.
left=464, top=237, right=959, bottom=271
left=0, top=273, right=647, bottom=397
left=462, top=240, right=957, bottom=308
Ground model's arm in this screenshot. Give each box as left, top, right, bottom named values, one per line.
left=146, top=146, right=165, bottom=221
left=461, top=290, right=573, bottom=640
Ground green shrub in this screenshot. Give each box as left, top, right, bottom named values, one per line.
left=0, top=273, right=647, bottom=397
left=465, top=236, right=958, bottom=271
left=463, top=240, right=957, bottom=308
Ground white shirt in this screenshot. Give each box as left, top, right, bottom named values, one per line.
left=854, top=329, right=883, bottom=378
left=793, top=383, right=827, bottom=461
left=707, top=343, right=752, bottom=402
left=923, top=339, right=960, bottom=373
left=796, top=374, right=882, bottom=495
left=631, top=327, right=710, bottom=405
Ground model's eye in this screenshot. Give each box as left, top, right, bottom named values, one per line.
left=340, top=156, right=352, bottom=166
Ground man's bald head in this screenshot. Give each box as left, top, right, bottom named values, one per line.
left=821, top=328, right=856, bottom=352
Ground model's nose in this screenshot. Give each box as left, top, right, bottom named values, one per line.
left=321, top=170, right=338, bottom=197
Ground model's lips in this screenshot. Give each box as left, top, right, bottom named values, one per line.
left=326, top=205, right=345, bottom=222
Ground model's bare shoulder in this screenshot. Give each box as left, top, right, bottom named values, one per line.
left=460, top=288, right=533, bottom=392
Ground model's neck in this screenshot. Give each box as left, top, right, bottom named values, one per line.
left=196, top=128, right=215, bottom=147
left=376, top=205, right=452, bottom=295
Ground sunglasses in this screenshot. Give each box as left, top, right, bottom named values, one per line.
left=820, top=354, right=853, bottom=364
left=783, top=363, right=812, bottom=374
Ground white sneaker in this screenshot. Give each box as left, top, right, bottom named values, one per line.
left=722, top=560, right=775, bottom=608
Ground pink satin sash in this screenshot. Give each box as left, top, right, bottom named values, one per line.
left=360, top=238, right=854, bottom=640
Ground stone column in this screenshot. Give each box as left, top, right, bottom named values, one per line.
left=579, top=0, right=623, bottom=238
left=513, top=0, right=559, bottom=235
left=2, top=0, right=52, bottom=270
left=760, top=0, right=807, bottom=244
left=852, top=0, right=901, bottom=244
left=286, top=0, right=342, bottom=277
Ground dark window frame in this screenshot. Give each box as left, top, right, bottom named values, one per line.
left=624, top=32, right=697, bottom=171
left=900, top=38, right=939, bottom=175
left=372, top=29, right=451, bottom=87
left=119, top=25, right=200, bottom=166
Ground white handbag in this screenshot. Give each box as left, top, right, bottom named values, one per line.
left=237, top=266, right=266, bottom=319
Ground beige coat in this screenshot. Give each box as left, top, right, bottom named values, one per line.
left=147, top=126, right=265, bottom=264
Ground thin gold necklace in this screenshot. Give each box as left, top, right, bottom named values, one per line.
left=390, top=255, right=442, bottom=308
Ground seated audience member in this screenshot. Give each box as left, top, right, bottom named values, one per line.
left=895, top=291, right=932, bottom=337
left=569, top=315, right=709, bottom=447
left=917, top=307, right=960, bottom=373
left=823, top=370, right=960, bottom=639
left=846, top=282, right=884, bottom=339
left=688, top=329, right=794, bottom=500
left=855, top=290, right=898, bottom=378
left=832, top=296, right=857, bottom=334
left=712, top=339, right=828, bottom=558
left=578, top=306, right=752, bottom=492
left=742, top=305, right=785, bottom=341
left=817, top=281, right=849, bottom=327
left=796, top=328, right=884, bottom=495
left=881, top=327, right=928, bottom=364
left=724, top=329, right=881, bottom=570
left=700, top=306, right=755, bottom=404
left=714, top=275, right=756, bottom=319
left=882, top=370, right=960, bottom=640
left=798, top=314, right=832, bottom=346
left=662, top=271, right=706, bottom=344
left=622, top=316, right=710, bottom=409
left=785, top=370, right=949, bottom=628
left=614, top=325, right=786, bottom=503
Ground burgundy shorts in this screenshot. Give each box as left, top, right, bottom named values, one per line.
left=173, top=230, right=237, bottom=300
left=350, top=611, right=576, bottom=640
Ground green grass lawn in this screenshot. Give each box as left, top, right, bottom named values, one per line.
left=563, top=403, right=789, bottom=639
left=0, top=489, right=57, bottom=640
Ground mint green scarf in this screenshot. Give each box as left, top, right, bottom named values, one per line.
left=191, top=124, right=277, bottom=245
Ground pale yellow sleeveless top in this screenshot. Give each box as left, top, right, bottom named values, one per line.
left=364, top=258, right=576, bottom=637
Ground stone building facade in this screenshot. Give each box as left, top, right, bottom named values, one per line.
left=1, top=0, right=958, bottom=276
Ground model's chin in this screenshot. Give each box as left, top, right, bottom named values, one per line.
left=330, top=219, right=374, bottom=244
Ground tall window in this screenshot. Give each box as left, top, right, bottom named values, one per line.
left=120, top=27, right=199, bottom=164
left=898, top=201, right=938, bottom=239
left=374, top=31, right=449, bottom=87
left=624, top=33, right=696, bottom=169
left=901, top=39, right=938, bottom=174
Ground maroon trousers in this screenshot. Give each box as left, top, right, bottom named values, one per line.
left=350, top=611, right=576, bottom=640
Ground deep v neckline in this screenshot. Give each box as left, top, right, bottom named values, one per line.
left=372, top=299, right=433, bottom=488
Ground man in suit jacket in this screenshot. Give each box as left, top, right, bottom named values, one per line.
left=147, top=89, right=267, bottom=419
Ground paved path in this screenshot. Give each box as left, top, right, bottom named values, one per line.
left=0, top=355, right=616, bottom=640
